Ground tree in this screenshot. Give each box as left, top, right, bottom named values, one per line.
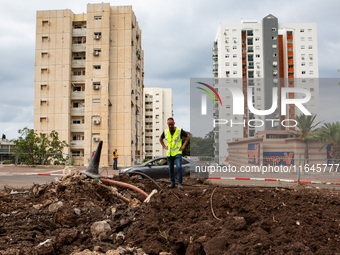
left=189, top=131, right=214, bottom=158
left=313, top=122, right=340, bottom=163
left=293, top=114, right=319, bottom=164
left=14, top=127, right=69, bottom=166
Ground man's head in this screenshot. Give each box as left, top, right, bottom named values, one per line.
left=167, top=117, right=175, bottom=131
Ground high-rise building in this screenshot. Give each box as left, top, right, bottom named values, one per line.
left=34, top=3, right=144, bottom=167
left=143, top=87, right=173, bottom=158
left=213, top=14, right=319, bottom=162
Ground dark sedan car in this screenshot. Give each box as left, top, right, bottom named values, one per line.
left=119, top=156, right=209, bottom=179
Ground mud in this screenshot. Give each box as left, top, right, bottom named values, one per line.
left=0, top=173, right=339, bottom=254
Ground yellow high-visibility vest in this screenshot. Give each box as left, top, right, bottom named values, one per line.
left=165, top=128, right=182, bottom=157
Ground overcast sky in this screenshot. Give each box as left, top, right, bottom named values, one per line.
left=0, top=0, right=339, bottom=140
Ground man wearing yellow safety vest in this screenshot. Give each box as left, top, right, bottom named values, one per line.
left=159, top=117, right=190, bottom=190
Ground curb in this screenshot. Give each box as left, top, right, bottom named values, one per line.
left=209, top=177, right=340, bottom=185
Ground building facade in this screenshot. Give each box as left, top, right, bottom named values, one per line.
left=213, top=14, right=319, bottom=163
left=227, top=130, right=329, bottom=169
left=34, top=3, right=144, bottom=167
left=0, top=138, right=15, bottom=164
left=143, top=87, right=173, bottom=159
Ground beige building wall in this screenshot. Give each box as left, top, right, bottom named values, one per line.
left=144, top=88, right=173, bottom=158
left=34, top=3, right=144, bottom=167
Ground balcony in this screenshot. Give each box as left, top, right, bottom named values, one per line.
left=72, top=44, right=86, bottom=52
left=71, top=107, right=85, bottom=116
left=71, top=124, right=84, bottom=132
left=72, top=29, right=86, bottom=37
left=145, top=131, right=153, bottom=136
left=145, top=145, right=153, bottom=151
left=72, top=59, right=86, bottom=68
left=70, top=140, right=84, bottom=149
left=71, top=91, right=85, bottom=100
left=72, top=75, right=85, bottom=82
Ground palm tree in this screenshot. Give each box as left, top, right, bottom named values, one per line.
left=313, top=122, right=340, bottom=163
left=293, top=114, right=320, bottom=164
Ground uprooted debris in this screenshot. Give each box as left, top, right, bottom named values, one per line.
left=0, top=171, right=339, bottom=255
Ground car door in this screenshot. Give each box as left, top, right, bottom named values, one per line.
left=144, top=158, right=169, bottom=179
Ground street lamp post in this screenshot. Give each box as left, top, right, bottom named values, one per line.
left=90, top=114, right=100, bottom=161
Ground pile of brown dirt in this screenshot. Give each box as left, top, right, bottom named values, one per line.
left=0, top=174, right=339, bottom=255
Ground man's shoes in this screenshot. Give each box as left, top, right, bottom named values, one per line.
left=178, top=184, right=183, bottom=191
left=167, top=183, right=175, bottom=189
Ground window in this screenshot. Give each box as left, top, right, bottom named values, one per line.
left=233, top=71, right=237, bottom=75
left=94, top=32, right=101, bottom=39
left=72, top=119, right=84, bottom=124
left=273, top=61, right=277, bottom=67
left=309, top=70, right=314, bottom=75
left=308, top=37, right=313, bottom=41
left=273, top=53, right=277, bottom=57
left=225, top=62, right=230, bottom=66
left=72, top=151, right=81, bottom=157
left=272, top=36, right=277, bottom=40
left=94, top=16, right=102, bottom=20
left=308, top=29, right=312, bottom=32
left=272, top=28, right=277, bottom=32
left=301, top=62, right=305, bottom=66
left=73, top=86, right=85, bottom=92
left=233, top=62, right=237, bottom=66
left=308, top=45, right=313, bottom=49
left=272, top=44, right=277, bottom=49
left=233, top=54, right=237, bottom=58
left=225, top=54, right=229, bottom=58
left=301, top=54, right=305, bottom=60
left=301, top=45, right=305, bottom=49
left=300, top=29, right=305, bottom=32
left=42, top=36, right=49, bottom=42
left=302, top=71, right=306, bottom=74
left=309, top=62, right=313, bottom=66
left=301, top=37, right=305, bottom=41
left=72, top=135, right=84, bottom=141
left=310, top=88, right=314, bottom=92
left=256, top=54, right=260, bottom=58
left=309, top=54, right=313, bottom=60
left=93, top=65, right=101, bottom=69
left=255, top=38, right=260, bottom=41
left=92, top=99, right=100, bottom=103
left=233, top=45, right=237, bottom=49
left=93, top=49, right=101, bottom=56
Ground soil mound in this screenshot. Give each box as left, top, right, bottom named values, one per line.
left=0, top=173, right=339, bottom=254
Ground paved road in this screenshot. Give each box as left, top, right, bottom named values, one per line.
left=0, top=175, right=58, bottom=189
left=0, top=165, right=339, bottom=190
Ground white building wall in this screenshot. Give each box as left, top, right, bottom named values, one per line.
left=143, top=87, right=173, bottom=158
left=213, top=17, right=319, bottom=164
